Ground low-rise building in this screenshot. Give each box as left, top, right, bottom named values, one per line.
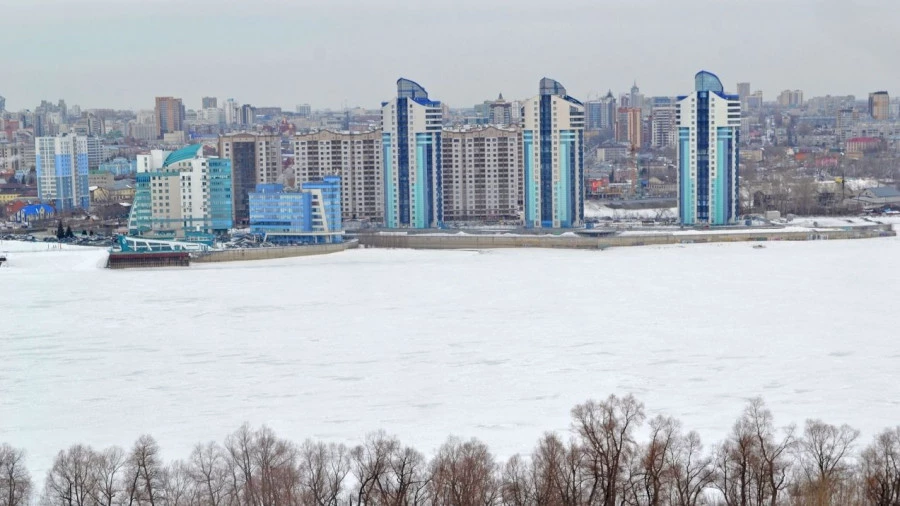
left=248, top=176, right=343, bottom=243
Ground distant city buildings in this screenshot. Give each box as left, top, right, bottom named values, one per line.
left=35, top=134, right=100, bottom=210
left=521, top=78, right=584, bottom=228
left=217, top=133, right=282, bottom=226
left=248, top=177, right=343, bottom=243
left=777, top=89, right=804, bottom=108
left=381, top=78, right=443, bottom=228
left=98, top=157, right=137, bottom=176
left=676, top=71, right=740, bottom=225
left=868, top=91, right=890, bottom=120
left=154, top=97, right=184, bottom=139
left=128, top=145, right=233, bottom=238
left=201, top=97, right=217, bottom=109
left=441, top=126, right=522, bottom=223
left=736, top=82, right=751, bottom=108
left=489, top=94, right=513, bottom=126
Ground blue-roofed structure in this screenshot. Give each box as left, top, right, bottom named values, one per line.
left=14, top=203, right=55, bottom=223
left=163, top=144, right=203, bottom=167
left=397, top=78, right=440, bottom=107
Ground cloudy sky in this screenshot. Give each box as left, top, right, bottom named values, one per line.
left=2, top=0, right=897, bottom=111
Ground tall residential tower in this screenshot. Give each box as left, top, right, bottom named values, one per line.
left=522, top=78, right=585, bottom=228
left=35, top=134, right=99, bottom=211
left=676, top=71, right=740, bottom=226
left=381, top=78, right=443, bottom=228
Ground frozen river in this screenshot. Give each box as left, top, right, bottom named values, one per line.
left=2, top=236, right=899, bottom=473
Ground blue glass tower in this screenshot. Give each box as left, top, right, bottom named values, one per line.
left=522, top=78, right=585, bottom=228
left=676, top=71, right=741, bottom=225
left=381, top=78, right=443, bottom=228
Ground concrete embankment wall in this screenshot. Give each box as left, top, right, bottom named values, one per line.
left=357, top=226, right=895, bottom=250
left=192, top=240, right=356, bottom=263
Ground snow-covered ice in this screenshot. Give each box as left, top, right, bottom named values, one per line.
left=2, top=236, right=899, bottom=475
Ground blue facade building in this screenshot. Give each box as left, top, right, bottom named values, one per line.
left=676, top=71, right=741, bottom=225
left=249, top=176, right=343, bottom=243
left=381, top=78, right=443, bottom=228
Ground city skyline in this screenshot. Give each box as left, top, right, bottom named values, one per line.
left=2, top=0, right=899, bottom=110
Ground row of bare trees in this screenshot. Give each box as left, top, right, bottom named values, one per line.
left=3, top=396, right=899, bottom=506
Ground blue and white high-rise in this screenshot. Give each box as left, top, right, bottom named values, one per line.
left=381, top=78, right=443, bottom=228
left=522, top=78, right=585, bottom=228
left=35, top=134, right=98, bottom=211
left=676, top=71, right=741, bottom=226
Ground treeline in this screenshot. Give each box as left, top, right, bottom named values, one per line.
left=2, top=395, right=899, bottom=506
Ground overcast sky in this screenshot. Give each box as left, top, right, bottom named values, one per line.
left=2, top=0, right=898, bottom=111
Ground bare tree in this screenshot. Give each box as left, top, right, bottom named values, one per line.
left=297, top=441, right=349, bottom=506
left=428, top=437, right=499, bottom=506
left=792, top=419, right=860, bottom=506
left=161, top=461, right=198, bottom=506
left=745, top=399, right=795, bottom=506
left=225, top=425, right=257, bottom=506
left=249, top=426, right=299, bottom=506
left=0, top=444, right=32, bottom=506
left=715, top=399, right=795, bottom=506
left=570, top=394, right=646, bottom=506
left=91, top=447, right=126, bottom=506
left=531, top=433, right=584, bottom=506
left=500, top=455, right=534, bottom=506
left=667, top=430, right=713, bottom=506
left=622, top=415, right=679, bottom=506
left=44, top=445, right=98, bottom=506
left=350, top=431, right=397, bottom=506
left=860, top=427, right=900, bottom=506
left=126, top=435, right=165, bottom=506
left=187, top=443, right=229, bottom=506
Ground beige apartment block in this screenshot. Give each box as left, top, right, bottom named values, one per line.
left=441, top=126, right=522, bottom=223
left=293, top=130, right=384, bottom=225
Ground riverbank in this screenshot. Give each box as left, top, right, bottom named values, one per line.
left=355, top=224, right=895, bottom=250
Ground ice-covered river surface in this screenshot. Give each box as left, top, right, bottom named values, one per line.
left=2, top=236, right=899, bottom=473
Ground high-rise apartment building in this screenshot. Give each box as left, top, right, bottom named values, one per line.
left=218, top=133, right=282, bottom=226
left=630, top=82, right=644, bottom=111
left=381, top=78, right=443, bottom=228
left=599, top=91, right=617, bottom=130
left=736, top=82, right=751, bottom=108
left=202, top=97, right=217, bottom=109
left=868, top=91, right=890, bottom=120
left=154, top=97, right=184, bottom=138
left=650, top=104, right=677, bottom=149
left=616, top=107, right=642, bottom=149
left=296, top=104, right=312, bottom=117
left=293, top=129, right=384, bottom=224
left=521, top=78, right=584, bottom=228
left=675, top=71, right=740, bottom=226
left=35, top=134, right=98, bottom=211
left=128, top=145, right=233, bottom=238
left=441, top=126, right=522, bottom=223
left=585, top=101, right=603, bottom=130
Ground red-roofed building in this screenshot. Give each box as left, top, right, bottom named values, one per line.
left=846, top=137, right=882, bottom=153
